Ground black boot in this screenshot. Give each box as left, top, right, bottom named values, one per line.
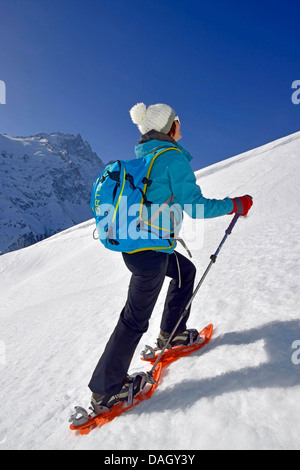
left=91, top=374, right=145, bottom=415
left=156, top=329, right=199, bottom=350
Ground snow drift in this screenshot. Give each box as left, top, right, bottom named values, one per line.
left=0, top=131, right=299, bottom=450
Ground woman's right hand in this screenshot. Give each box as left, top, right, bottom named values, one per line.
left=229, top=195, right=253, bottom=216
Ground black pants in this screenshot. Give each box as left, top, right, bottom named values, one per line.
left=88, top=250, right=196, bottom=395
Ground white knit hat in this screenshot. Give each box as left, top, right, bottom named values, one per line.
left=129, top=103, right=176, bottom=135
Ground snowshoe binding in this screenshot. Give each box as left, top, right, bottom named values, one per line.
left=90, top=373, right=146, bottom=415
left=141, top=324, right=213, bottom=366
left=141, top=328, right=200, bottom=360
left=69, top=366, right=162, bottom=433
left=156, top=328, right=200, bottom=350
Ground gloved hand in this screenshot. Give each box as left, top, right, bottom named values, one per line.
left=229, top=195, right=253, bottom=216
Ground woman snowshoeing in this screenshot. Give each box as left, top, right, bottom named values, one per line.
left=87, top=103, right=253, bottom=414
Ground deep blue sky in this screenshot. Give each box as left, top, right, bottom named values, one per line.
left=0, top=0, right=299, bottom=170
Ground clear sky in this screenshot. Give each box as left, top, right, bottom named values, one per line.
left=0, top=0, right=299, bottom=170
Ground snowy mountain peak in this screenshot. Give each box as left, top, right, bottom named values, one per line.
left=0, top=132, right=105, bottom=254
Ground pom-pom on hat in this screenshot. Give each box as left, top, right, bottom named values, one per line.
left=129, top=103, right=176, bottom=135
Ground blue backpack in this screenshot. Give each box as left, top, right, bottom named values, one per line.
left=90, top=146, right=183, bottom=254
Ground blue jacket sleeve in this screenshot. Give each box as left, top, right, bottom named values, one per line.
left=167, top=154, right=234, bottom=219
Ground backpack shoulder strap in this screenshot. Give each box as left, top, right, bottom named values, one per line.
left=142, top=146, right=182, bottom=194
left=141, top=146, right=182, bottom=228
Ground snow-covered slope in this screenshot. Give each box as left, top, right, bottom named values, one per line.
left=0, top=132, right=105, bottom=254
left=0, top=131, right=300, bottom=450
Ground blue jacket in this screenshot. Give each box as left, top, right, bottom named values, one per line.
left=134, top=132, right=234, bottom=253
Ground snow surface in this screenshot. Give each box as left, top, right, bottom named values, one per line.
left=1, top=131, right=300, bottom=450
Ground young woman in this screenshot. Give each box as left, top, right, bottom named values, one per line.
left=88, top=103, right=253, bottom=413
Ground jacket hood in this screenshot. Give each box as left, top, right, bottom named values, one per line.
left=134, top=130, right=193, bottom=162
